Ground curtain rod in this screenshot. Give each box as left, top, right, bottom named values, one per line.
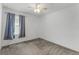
left=4, top=11, right=26, bottom=16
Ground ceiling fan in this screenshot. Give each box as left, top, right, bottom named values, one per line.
left=28, top=3, right=47, bottom=14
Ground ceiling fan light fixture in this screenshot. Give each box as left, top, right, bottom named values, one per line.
left=34, top=4, right=42, bottom=14
left=34, top=8, right=41, bottom=13
left=33, top=4, right=47, bottom=14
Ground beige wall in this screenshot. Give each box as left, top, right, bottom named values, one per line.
left=40, top=5, right=79, bottom=52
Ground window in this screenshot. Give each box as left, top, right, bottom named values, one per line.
left=14, top=15, right=20, bottom=38
left=4, top=13, right=25, bottom=40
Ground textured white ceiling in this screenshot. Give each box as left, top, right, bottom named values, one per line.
left=2, top=3, right=77, bottom=15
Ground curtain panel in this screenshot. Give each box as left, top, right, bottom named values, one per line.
left=4, top=13, right=15, bottom=40
left=19, top=15, right=25, bottom=38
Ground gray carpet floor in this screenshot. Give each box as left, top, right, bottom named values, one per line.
left=1, top=39, right=79, bottom=55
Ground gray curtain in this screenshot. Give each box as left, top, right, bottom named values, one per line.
left=4, top=13, right=15, bottom=40
left=19, top=15, right=25, bottom=38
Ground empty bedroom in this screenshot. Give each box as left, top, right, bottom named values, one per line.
left=0, top=3, right=79, bottom=55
